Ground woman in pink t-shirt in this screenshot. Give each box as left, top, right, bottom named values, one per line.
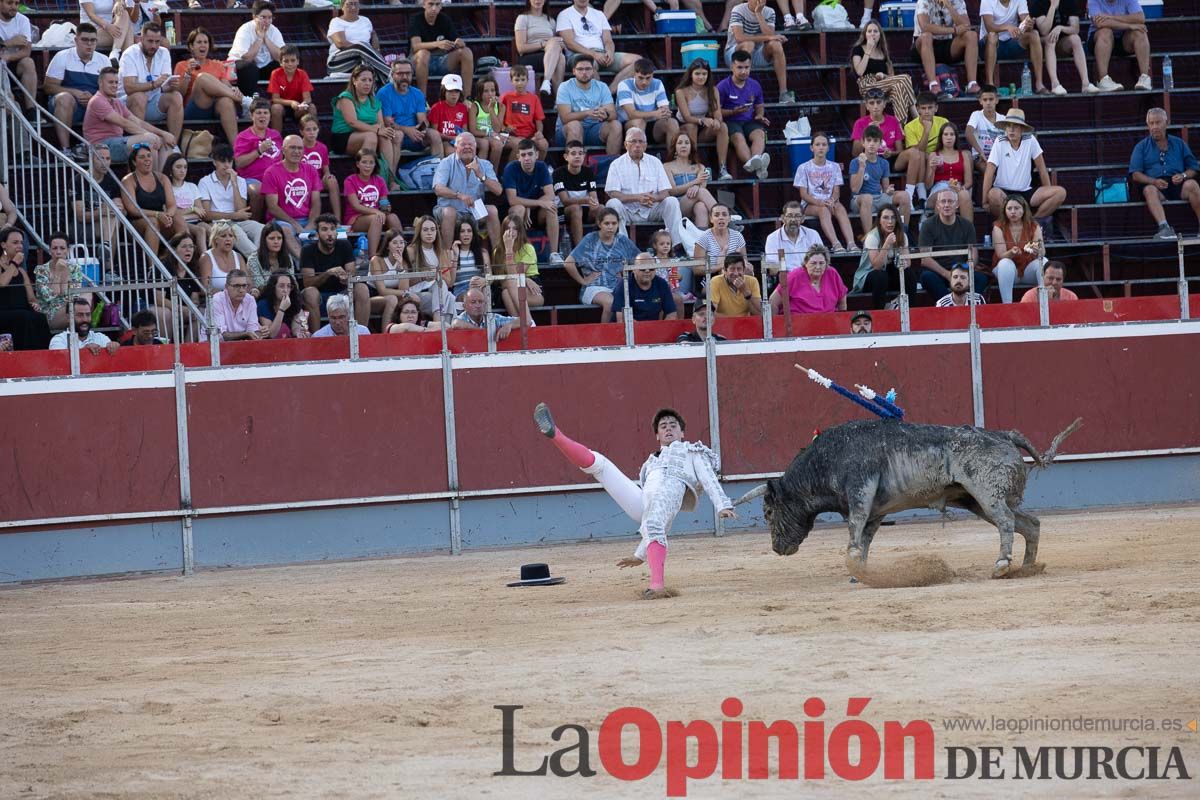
left=343, top=149, right=401, bottom=258
left=771, top=245, right=848, bottom=315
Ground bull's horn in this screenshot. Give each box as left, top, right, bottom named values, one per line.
left=733, top=484, right=768, bottom=506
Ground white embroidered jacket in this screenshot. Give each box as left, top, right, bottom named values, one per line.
left=638, top=440, right=733, bottom=512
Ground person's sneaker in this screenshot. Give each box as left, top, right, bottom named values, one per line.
left=1096, top=75, right=1123, bottom=92
left=68, top=142, right=90, bottom=161
left=1082, top=82, right=1100, bottom=94
left=533, top=403, right=556, bottom=437
left=549, top=251, right=564, bottom=265
left=1154, top=223, right=1178, bottom=240
left=744, top=153, right=764, bottom=174
left=540, top=79, right=552, bottom=96
left=717, top=164, right=732, bottom=181
left=795, top=12, right=812, bottom=30
left=1051, top=84, right=1068, bottom=96
left=783, top=12, right=798, bottom=29
left=754, top=152, right=771, bottom=180
left=1135, top=73, right=1152, bottom=91
left=779, top=89, right=796, bottom=104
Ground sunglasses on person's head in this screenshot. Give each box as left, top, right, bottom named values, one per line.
left=865, top=90, right=885, bottom=100
left=131, top=142, right=152, bottom=152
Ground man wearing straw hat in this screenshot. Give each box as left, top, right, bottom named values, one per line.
left=981, top=107, right=1067, bottom=228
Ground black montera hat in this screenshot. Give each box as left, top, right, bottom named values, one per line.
left=507, top=563, right=566, bottom=587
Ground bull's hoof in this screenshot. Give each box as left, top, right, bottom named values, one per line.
left=991, top=559, right=1013, bottom=579
left=847, top=548, right=864, bottom=563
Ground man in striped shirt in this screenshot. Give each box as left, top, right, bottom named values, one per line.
left=935, top=264, right=987, bottom=307
left=726, top=0, right=793, bottom=104
left=616, top=59, right=680, bottom=146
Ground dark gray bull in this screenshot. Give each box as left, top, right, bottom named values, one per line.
left=733, top=418, right=1082, bottom=577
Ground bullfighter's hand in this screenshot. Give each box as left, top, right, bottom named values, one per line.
left=616, top=557, right=644, bottom=568
left=718, top=508, right=737, bottom=519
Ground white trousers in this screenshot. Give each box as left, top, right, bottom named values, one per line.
left=584, top=452, right=687, bottom=560
left=994, top=257, right=1045, bottom=304
left=605, top=197, right=684, bottom=246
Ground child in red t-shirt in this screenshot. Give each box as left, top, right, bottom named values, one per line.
left=500, top=67, right=548, bottom=164
left=427, top=74, right=470, bottom=144
left=268, top=45, right=314, bottom=131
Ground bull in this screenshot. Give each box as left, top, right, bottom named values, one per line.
left=733, top=418, right=1082, bottom=578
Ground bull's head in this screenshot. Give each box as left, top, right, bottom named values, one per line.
left=733, top=480, right=813, bottom=556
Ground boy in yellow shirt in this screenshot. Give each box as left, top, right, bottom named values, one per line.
left=899, top=92, right=949, bottom=203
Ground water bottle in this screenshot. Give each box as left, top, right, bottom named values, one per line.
left=983, top=234, right=992, bottom=248
left=1163, top=55, right=1174, bottom=92
left=353, top=235, right=368, bottom=272
left=165, top=20, right=176, bottom=46
left=560, top=231, right=572, bottom=258
left=1020, top=62, right=1032, bottom=96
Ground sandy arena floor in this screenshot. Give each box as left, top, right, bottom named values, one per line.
left=1, top=506, right=1198, bottom=798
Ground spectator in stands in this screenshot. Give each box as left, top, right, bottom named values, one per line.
left=851, top=125, right=912, bottom=239
left=557, top=0, right=638, bottom=91
left=406, top=215, right=456, bottom=320
left=502, top=139, right=562, bottom=264
left=555, top=139, right=602, bottom=249
left=850, top=310, right=873, bottom=334
left=121, top=142, right=184, bottom=252
left=693, top=204, right=747, bottom=279
left=122, top=309, right=166, bottom=346
left=965, top=84, right=1006, bottom=173
left=1130, top=108, right=1200, bottom=240
left=794, top=131, right=857, bottom=254
left=333, top=66, right=400, bottom=189
left=676, top=302, right=726, bottom=342
left=926, top=121, right=974, bottom=221
left=852, top=20, right=916, bottom=123
left=981, top=108, right=1066, bottom=227
left=664, top=132, right=718, bottom=230
left=1031, top=0, right=1098, bottom=94
left=1089, top=0, right=1152, bottom=92
left=452, top=287, right=519, bottom=339
left=0, top=227, right=50, bottom=350
left=262, top=135, right=323, bottom=258
left=1020, top=259, right=1077, bottom=300
left=516, top=0, right=567, bottom=97
left=935, top=262, right=986, bottom=306
left=718, top=50, right=770, bottom=180
left=991, top=193, right=1046, bottom=302
left=980, top=0, right=1046, bottom=93
left=209, top=268, right=267, bottom=340
left=727, top=0, right=794, bottom=105
left=555, top=54, right=622, bottom=155
left=268, top=45, right=314, bottom=132
left=164, top=153, right=207, bottom=254
left=247, top=223, right=295, bottom=291
left=234, top=98, right=283, bottom=216
left=0, top=181, right=15, bottom=230
left=763, top=200, right=823, bottom=273
left=429, top=74, right=472, bottom=150
left=468, top=76, right=506, bottom=172
left=196, top=144, right=262, bottom=258
left=326, top=0, right=390, bottom=86
left=564, top=206, right=640, bottom=321
left=299, top=114, right=342, bottom=224
left=852, top=203, right=908, bottom=309
left=0, top=0, right=35, bottom=116
left=71, top=143, right=123, bottom=247
left=301, top=214, right=373, bottom=334
left=605, top=128, right=684, bottom=246
left=314, top=293, right=371, bottom=338
left=229, top=0, right=283, bottom=98
left=369, top=230, right=419, bottom=309
left=118, top=23, right=183, bottom=143
left=199, top=221, right=247, bottom=294
left=851, top=87, right=903, bottom=159
left=899, top=92, right=948, bottom=203
left=410, top=0, right=474, bottom=98
left=344, top=149, right=401, bottom=260
left=379, top=59, right=442, bottom=158
left=257, top=271, right=310, bottom=339
left=649, top=228, right=691, bottom=306
left=45, top=23, right=109, bottom=151
left=433, top=131, right=503, bottom=249
left=918, top=187, right=989, bottom=301
left=612, top=253, right=678, bottom=323
left=449, top=220, right=490, bottom=298
left=616, top=59, right=680, bottom=150
left=48, top=296, right=118, bottom=352
left=386, top=297, right=443, bottom=333
left=158, top=232, right=203, bottom=338
left=500, top=67, right=549, bottom=162
left=708, top=253, right=762, bottom=317
left=494, top=214, right=543, bottom=323
left=674, top=59, right=731, bottom=182
left=776, top=0, right=813, bottom=31
left=34, top=232, right=87, bottom=333
left=769, top=244, right=848, bottom=315
left=80, top=0, right=133, bottom=61
left=911, top=0, right=981, bottom=99
left=85, top=67, right=173, bottom=168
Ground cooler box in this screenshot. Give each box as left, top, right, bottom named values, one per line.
left=680, top=39, right=719, bottom=71
left=880, top=1, right=917, bottom=28
left=788, top=137, right=837, bottom=174
left=1141, top=0, right=1162, bottom=18
left=656, top=11, right=698, bottom=34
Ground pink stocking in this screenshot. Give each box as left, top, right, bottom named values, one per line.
left=551, top=429, right=595, bottom=470
left=646, top=541, right=666, bottom=591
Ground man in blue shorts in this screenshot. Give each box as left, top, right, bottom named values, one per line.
left=378, top=58, right=443, bottom=157
left=555, top=54, right=622, bottom=155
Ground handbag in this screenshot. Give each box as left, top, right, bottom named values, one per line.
left=1094, top=175, right=1129, bottom=204
left=180, top=129, right=213, bottom=159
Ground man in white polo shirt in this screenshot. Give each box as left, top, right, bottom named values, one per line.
left=44, top=22, right=111, bottom=151
left=763, top=201, right=823, bottom=273
left=604, top=127, right=683, bottom=245
left=196, top=144, right=264, bottom=257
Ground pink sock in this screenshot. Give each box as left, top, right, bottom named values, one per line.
left=551, top=429, right=595, bottom=469
left=646, top=541, right=666, bottom=591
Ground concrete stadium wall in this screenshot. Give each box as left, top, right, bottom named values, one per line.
left=2, top=321, right=1199, bottom=583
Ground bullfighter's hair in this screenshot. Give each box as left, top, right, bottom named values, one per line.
left=653, top=408, right=686, bottom=432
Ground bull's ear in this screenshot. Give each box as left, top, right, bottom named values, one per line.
left=765, top=479, right=778, bottom=500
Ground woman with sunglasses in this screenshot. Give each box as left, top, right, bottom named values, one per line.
left=121, top=141, right=184, bottom=253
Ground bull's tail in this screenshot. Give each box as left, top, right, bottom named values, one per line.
left=1007, top=417, right=1083, bottom=468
